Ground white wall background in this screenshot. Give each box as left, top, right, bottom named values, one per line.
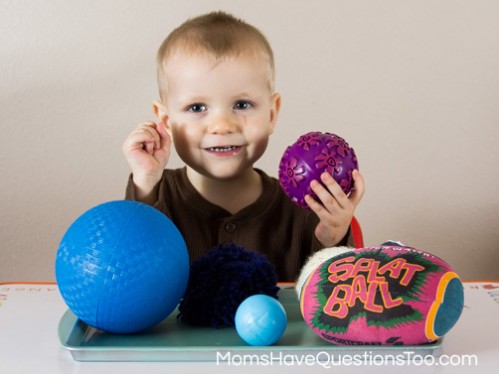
left=1, top=0, right=498, bottom=281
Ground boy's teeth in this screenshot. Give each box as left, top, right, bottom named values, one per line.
left=209, top=146, right=237, bottom=152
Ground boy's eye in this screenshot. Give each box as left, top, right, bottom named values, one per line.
left=234, top=101, right=252, bottom=110
left=188, top=104, right=206, bottom=113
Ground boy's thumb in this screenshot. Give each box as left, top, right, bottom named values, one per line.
left=156, top=121, right=167, bottom=136
left=157, top=121, right=171, bottom=148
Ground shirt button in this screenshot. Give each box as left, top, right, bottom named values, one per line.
left=225, top=222, right=236, bottom=232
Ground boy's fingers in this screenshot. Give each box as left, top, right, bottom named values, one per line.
left=157, top=122, right=172, bottom=152
left=349, top=170, right=365, bottom=208
left=156, top=121, right=168, bottom=137
left=320, top=172, right=349, bottom=208
left=304, top=194, right=324, bottom=216
left=144, top=141, right=154, bottom=155
left=125, top=131, right=153, bottom=151
left=305, top=194, right=335, bottom=223
left=310, top=179, right=338, bottom=212
left=139, top=122, right=161, bottom=149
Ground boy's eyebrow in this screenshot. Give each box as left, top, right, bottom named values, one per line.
left=175, top=94, right=209, bottom=104
left=231, top=92, right=254, bottom=99
left=176, top=91, right=263, bottom=104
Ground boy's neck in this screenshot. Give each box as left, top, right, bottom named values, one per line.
left=186, top=167, right=263, bottom=215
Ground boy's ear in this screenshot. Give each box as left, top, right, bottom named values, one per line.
left=152, top=100, right=172, bottom=134
left=269, top=93, right=281, bottom=134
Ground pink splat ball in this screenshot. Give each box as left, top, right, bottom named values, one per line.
left=298, top=245, right=464, bottom=345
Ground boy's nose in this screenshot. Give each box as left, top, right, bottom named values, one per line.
left=206, top=114, right=238, bottom=135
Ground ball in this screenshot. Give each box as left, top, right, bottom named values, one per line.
left=55, top=200, right=189, bottom=334
left=235, top=294, right=287, bottom=346
left=298, top=244, right=464, bottom=345
left=178, top=244, right=279, bottom=328
left=279, top=132, right=358, bottom=209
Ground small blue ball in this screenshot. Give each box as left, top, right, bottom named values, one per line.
left=235, top=294, right=287, bottom=346
left=55, top=200, right=189, bottom=334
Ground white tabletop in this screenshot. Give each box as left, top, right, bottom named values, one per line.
left=1, top=281, right=498, bottom=373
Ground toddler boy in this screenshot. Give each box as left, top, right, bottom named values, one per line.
left=122, top=11, right=365, bottom=281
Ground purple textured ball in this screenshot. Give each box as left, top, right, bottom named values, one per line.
left=278, top=132, right=358, bottom=209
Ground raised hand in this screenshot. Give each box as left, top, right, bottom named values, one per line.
left=305, top=170, right=365, bottom=247
left=122, top=121, right=171, bottom=201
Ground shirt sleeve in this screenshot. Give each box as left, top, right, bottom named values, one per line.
left=124, top=173, right=137, bottom=201
left=124, top=173, right=161, bottom=207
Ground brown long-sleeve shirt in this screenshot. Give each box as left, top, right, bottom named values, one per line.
left=125, top=167, right=352, bottom=281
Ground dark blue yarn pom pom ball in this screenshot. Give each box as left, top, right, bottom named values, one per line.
left=178, top=243, right=279, bottom=328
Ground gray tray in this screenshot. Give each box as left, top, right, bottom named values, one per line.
left=58, top=286, right=442, bottom=362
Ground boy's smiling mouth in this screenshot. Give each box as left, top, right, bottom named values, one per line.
left=204, top=145, right=243, bottom=156
left=207, top=145, right=240, bottom=152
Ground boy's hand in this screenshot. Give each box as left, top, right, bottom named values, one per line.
left=305, top=170, right=365, bottom=248
left=122, top=121, right=171, bottom=197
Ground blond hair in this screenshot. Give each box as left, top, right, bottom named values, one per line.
left=156, top=11, right=275, bottom=100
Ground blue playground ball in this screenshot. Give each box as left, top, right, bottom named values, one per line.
left=55, top=200, right=189, bottom=334
left=235, top=294, right=287, bottom=346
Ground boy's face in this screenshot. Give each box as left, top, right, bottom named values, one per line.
left=157, top=52, right=280, bottom=181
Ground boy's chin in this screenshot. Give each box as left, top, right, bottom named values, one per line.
left=196, top=164, right=254, bottom=181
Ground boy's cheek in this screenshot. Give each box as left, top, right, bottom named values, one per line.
left=165, top=116, right=185, bottom=133
left=170, top=123, right=194, bottom=145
